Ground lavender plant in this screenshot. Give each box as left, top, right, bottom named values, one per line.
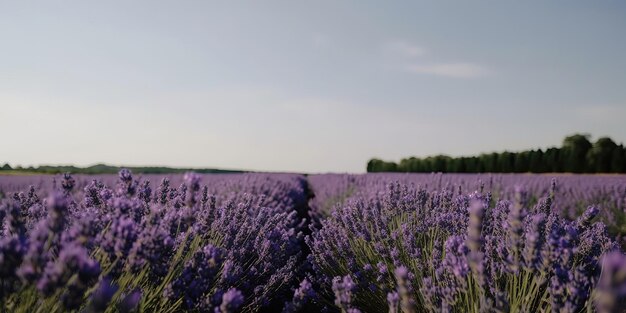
left=0, top=170, right=312, bottom=312
left=1, top=171, right=626, bottom=312
left=307, top=180, right=624, bottom=312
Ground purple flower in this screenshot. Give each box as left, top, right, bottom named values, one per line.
left=127, top=224, right=174, bottom=278
left=283, top=278, right=317, bottom=313
left=595, top=252, right=626, bottom=313
left=467, top=196, right=485, bottom=277
left=87, top=278, right=118, bottom=313
left=61, top=173, right=75, bottom=195
left=332, top=275, right=356, bottom=311
left=0, top=170, right=623, bottom=312
left=577, top=206, right=599, bottom=230
left=219, top=288, right=244, bottom=313
left=99, top=216, right=139, bottom=265
left=0, top=234, right=25, bottom=298
left=164, top=244, right=224, bottom=310
left=83, top=180, right=107, bottom=207
left=138, top=180, right=152, bottom=203
left=117, top=169, right=137, bottom=197
left=17, top=219, right=51, bottom=283
left=46, top=192, right=69, bottom=232
left=183, top=172, right=202, bottom=206
left=444, top=235, right=470, bottom=277
left=394, top=266, right=416, bottom=313
left=118, top=289, right=142, bottom=313
left=119, top=168, right=133, bottom=183
left=3, top=199, right=26, bottom=236
left=387, top=291, right=399, bottom=313
left=37, top=242, right=100, bottom=296
left=155, top=178, right=171, bottom=205
left=523, top=213, right=546, bottom=270
left=506, top=187, right=527, bottom=273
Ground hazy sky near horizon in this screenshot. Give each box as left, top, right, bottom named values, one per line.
left=2, top=1, right=626, bottom=173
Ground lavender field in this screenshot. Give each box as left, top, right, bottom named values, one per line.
left=1, top=171, right=626, bottom=312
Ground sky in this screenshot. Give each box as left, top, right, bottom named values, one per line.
left=1, top=1, right=626, bottom=173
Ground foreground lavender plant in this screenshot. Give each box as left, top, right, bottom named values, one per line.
left=1, top=171, right=625, bottom=312
left=0, top=170, right=312, bottom=312
left=595, top=252, right=626, bottom=313
left=307, top=180, right=621, bottom=312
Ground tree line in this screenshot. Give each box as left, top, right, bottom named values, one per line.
left=367, top=134, right=626, bottom=173
left=0, top=163, right=244, bottom=175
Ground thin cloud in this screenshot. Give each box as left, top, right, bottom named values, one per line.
left=383, top=40, right=491, bottom=78
left=405, top=63, right=491, bottom=78
left=384, top=40, right=426, bottom=57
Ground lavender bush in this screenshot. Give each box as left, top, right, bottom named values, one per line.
left=0, top=170, right=311, bottom=312
left=307, top=177, right=626, bottom=312
left=308, top=174, right=626, bottom=245
left=1, top=171, right=625, bottom=312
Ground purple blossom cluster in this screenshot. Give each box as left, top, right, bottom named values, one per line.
left=308, top=173, right=626, bottom=245
left=1, top=171, right=626, bottom=312
left=0, top=170, right=311, bottom=312
left=307, top=175, right=626, bottom=312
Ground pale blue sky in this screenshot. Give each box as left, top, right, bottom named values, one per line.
left=1, top=1, right=625, bottom=173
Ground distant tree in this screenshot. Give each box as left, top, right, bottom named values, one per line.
left=457, top=157, right=468, bottom=173
left=410, top=159, right=418, bottom=172
left=366, top=134, right=623, bottom=174
left=544, top=148, right=561, bottom=172
left=397, top=158, right=408, bottom=172
left=489, top=152, right=499, bottom=172
left=443, top=158, right=452, bottom=172
left=479, top=153, right=498, bottom=173
left=465, top=157, right=478, bottom=172
left=587, top=137, right=618, bottom=173
left=1, top=163, right=11, bottom=171
left=385, top=162, right=398, bottom=172
left=478, top=154, right=488, bottom=172
left=407, top=157, right=422, bottom=172
left=528, top=149, right=544, bottom=173
left=610, top=145, right=626, bottom=173
left=562, top=134, right=592, bottom=173
left=431, top=155, right=446, bottom=172
left=367, top=159, right=383, bottom=172
left=417, top=157, right=427, bottom=172
left=368, top=159, right=399, bottom=172
left=514, top=151, right=529, bottom=173
left=474, top=157, right=487, bottom=173
left=449, top=158, right=465, bottom=173
left=498, top=151, right=514, bottom=172
left=412, top=158, right=425, bottom=172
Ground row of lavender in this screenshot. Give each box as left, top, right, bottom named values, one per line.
left=306, top=174, right=626, bottom=312
left=309, top=173, right=626, bottom=242
left=1, top=172, right=626, bottom=312
left=0, top=171, right=312, bottom=312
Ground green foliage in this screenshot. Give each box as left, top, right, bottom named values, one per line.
left=311, top=212, right=447, bottom=311
left=312, top=210, right=560, bottom=313
left=0, top=163, right=244, bottom=175
left=367, top=134, right=626, bottom=173
left=587, top=138, right=618, bottom=173
left=562, top=134, right=592, bottom=173
left=610, top=146, right=626, bottom=173
left=368, top=159, right=398, bottom=172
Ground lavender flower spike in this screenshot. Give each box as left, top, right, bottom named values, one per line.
left=219, top=288, right=244, bottom=313
left=595, top=252, right=626, bottom=313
